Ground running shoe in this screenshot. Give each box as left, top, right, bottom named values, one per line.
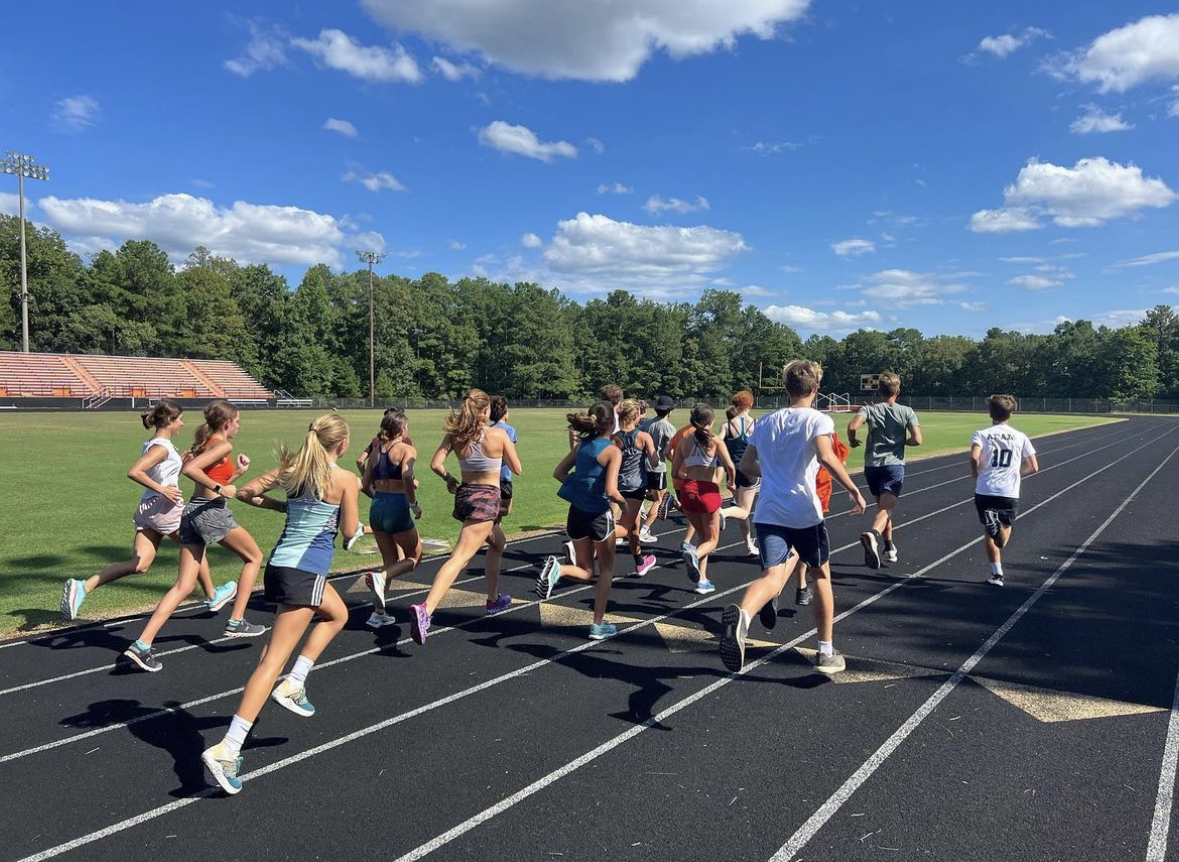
left=986, top=573, right=1005, bottom=587
left=796, top=585, right=813, bottom=606
left=682, top=548, right=702, bottom=583
left=121, top=642, right=162, bottom=672
left=364, top=570, right=387, bottom=609
left=410, top=603, right=431, bottom=645
left=563, top=539, right=576, bottom=565
left=485, top=594, right=513, bottom=615
left=815, top=650, right=847, bottom=675
left=616, top=535, right=627, bottom=547
left=366, top=610, right=397, bottom=628
left=224, top=618, right=267, bottom=638
left=758, top=594, right=778, bottom=630
left=202, top=742, right=244, bottom=795
left=746, top=540, right=760, bottom=558
left=204, top=581, right=238, bottom=612
left=343, top=524, right=366, bottom=551
left=883, top=542, right=898, bottom=565
left=679, top=540, right=696, bottom=554
left=633, top=553, right=658, bottom=577
left=271, top=679, right=315, bottom=717
left=60, top=579, right=87, bottom=621
left=719, top=510, right=728, bottom=532
left=657, top=493, right=673, bottom=520
left=983, top=509, right=1003, bottom=540
left=694, top=579, right=716, bottom=595
left=860, top=530, right=882, bottom=569
left=719, top=604, right=749, bottom=673
left=588, top=621, right=618, bottom=640
left=535, top=555, right=562, bottom=600
left=638, top=527, right=656, bottom=544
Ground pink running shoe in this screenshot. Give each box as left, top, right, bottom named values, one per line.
left=484, top=594, right=512, bottom=615
left=634, top=554, right=657, bottom=577
left=410, top=603, right=431, bottom=645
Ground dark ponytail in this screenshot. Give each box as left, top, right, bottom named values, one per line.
left=690, top=402, right=715, bottom=448
left=567, top=401, right=614, bottom=442
left=141, top=399, right=183, bottom=431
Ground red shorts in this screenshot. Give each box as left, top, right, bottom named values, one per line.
left=679, top=480, right=721, bottom=514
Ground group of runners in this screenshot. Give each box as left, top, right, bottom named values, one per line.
left=58, top=365, right=1040, bottom=796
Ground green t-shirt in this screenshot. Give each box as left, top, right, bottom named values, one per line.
left=858, top=401, right=920, bottom=467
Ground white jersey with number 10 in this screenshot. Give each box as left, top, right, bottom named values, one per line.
left=972, top=424, right=1036, bottom=498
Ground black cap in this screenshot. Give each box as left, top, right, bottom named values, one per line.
left=654, top=395, right=675, bottom=411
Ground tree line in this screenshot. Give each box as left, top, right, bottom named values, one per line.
left=3, top=215, right=1178, bottom=401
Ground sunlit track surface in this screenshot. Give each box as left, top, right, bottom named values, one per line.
left=3, top=418, right=1178, bottom=862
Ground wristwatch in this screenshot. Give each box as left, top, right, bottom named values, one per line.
left=213, top=483, right=223, bottom=495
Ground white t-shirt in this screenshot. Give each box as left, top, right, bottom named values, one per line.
left=972, top=424, right=1036, bottom=498
left=139, top=437, right=183, bottom=503
left=748, top=406, right=835, bottom=529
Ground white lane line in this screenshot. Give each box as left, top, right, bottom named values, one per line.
left=9, top=429, right=1169, bottom=858
left=1147, top=667, right=1179, bottom=860
left=769, top=443, right=1179, bottom=862
left=3, top=423, right=1171, bottom=762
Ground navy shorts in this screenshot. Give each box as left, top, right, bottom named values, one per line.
left=566, top=505, right=615, bottom=543
left=371, top=492, right=415, bottom=534
left=975, top=494, right=1018, bottom=526
left=264, top=563, right=327, bottom=608
left=735, top=469, right=761, bottom=490
left=864, top=465, right=905, bottom=498
left=754, top=522, right=830, bottom=569
left=646, top=472, right=668, bottom=491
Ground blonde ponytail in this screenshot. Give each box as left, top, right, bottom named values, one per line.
left=279, top=413, right=350, bottom=499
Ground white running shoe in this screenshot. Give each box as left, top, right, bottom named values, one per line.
left=366, top=610, right=397, bottom=628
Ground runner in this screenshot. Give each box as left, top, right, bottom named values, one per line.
left=637, top=395, right=676, bottom=544
left=360, top=408, right=422, bottom=628
left=847, top=372, right=921, bottom=569
left=60, top=400, right=236, bottom=621
left=201, top=413, right=361, bottom=795
left=412, top=389, right=521, bottom=645
left=487, top=395, right=517, bottom=596
left=612, top=399, right=660, bottom=577
left=122, top=400, right=267, bottom=672
left=718, top=391, right=759, bottom=556
left=662, top=420, right=697, bottom=552
left=719, top=360, right=866, bottom=675
left=534, top=402, right=628, bottom=639
left=671, top=403, right=737, bottom=595
left=971, top=395, right=1039, bottom=587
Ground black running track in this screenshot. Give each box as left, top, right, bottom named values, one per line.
left=3, top=417, right=1179, bottom=862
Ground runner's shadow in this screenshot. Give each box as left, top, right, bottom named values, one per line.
left=6, top=607, right=68, bottom=633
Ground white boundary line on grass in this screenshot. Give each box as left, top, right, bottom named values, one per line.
left=13, top=426, right=1173, bottom=862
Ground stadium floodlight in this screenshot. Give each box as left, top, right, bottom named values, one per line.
left=1, top=151, right=51, bottom=353
left=356, top=249, right=387, bottom=408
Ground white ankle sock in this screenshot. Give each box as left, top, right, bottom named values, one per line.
left=818, top=640, right=834, bottom=656
left=288, top=655, right=314, bottom=687
left=223, top=715, right=253, bottom=757
left=990, top=562, right=1003, bottom=576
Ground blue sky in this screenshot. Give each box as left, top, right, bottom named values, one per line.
left=2, top=1, right=1178, bottom=339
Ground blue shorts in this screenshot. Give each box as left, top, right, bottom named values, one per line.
left=864, top=465, right=905, bottom=498
left=370, top=492, right=415, bottom=535
left=753, top=522, right=830, bottom=569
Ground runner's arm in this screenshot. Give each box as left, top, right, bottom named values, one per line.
left=846, top=413, right=865, bottom=448
left=738, top=444, right=760, bottom=479
left=236, top=467, right=288, bottom=512
left=1021, top=452, right=1039, bottom=476
left=970, top=443, right=982, bottom=479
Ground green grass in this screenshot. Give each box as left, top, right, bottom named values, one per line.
left=0, top=408, right=1118, bottom=637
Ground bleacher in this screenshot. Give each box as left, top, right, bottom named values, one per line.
left=0, top=352, right=273, bottom=404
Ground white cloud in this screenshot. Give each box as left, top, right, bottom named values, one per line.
left=224, top=21, right=289, bottom=77
left=831, top=238, right=875, bottom=257
left=1009, top=274, right=1064, bottom=290
left=763, top=304, right=881, bottom=335
left=449, top=239, right=467, bottom=250
left=51, top=95, right=100, bottom=133
left=744, top=141, right=804, bottom=155
left=644, top=195, right=710, bottom=215
left=858, top=269, right=967, bottom=308
left=1069, top=105, right=1133, bottom=134
left=969, top=157, right=1176, bottom=232
left=1170, top=86, right=1179, bottom=117
left=359, top=0, right=811, bottom=82
left=520, top=232, right=543, bottom=248
left=431, top=56, right=481, bottom=81
left=542, top=212, right=748, bottom=283
left=740, top=284, right=776, bottom=297
left=1051, top=14, right=1179, bottom=93
left=0, top=193, right=32, bottom=216
left=586, top=137, right=606, bottom=154
left=477, top=120, right=577, bottom=162
left=596, top=182, right=633, bottom=195
left=191, top=179, right=215, bottom=190
left=291, top=29, right=422, bottom=83
left=1109, top=250, right=1179, bottom=268
left=342, top=169, right=408, bottom=193
left=1162, top=285, right=1179, bottom=295
left=780, top=264, right=802, bottom=274
left=324, top=117, right=359, bottom=137
left=37, top=192, right=376, bottom=268
left=977, top=27, right=1049, bottom=59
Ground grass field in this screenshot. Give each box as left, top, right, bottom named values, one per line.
left=0, top=408, right=1118, bottom=637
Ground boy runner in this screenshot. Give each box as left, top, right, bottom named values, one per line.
left=719, top=360, right=866, bottom=675
left=847, top=372, right=921, bottom=569
left=971, top=394, right=1039, bottom=587
left=638, top=395, right=676, bottom=543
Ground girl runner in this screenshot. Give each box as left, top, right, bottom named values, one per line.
left=671, top=403, right=737, bottom=595
left=60, top=400, right=236, bottom=621
left=122, top=400, right=266, bottom=672
left=535, top=402, right=628, bottom=639
left=612, top=399, right=660, bottom=577
left=718, top=391, right=759, bottom=556
left=411, top=389, right=521, bottom=644
left=361, top=408, right=422, bottom=628
left=488, top=395, right=517, bottom=578
left=201, top=413, right=361, bottom=795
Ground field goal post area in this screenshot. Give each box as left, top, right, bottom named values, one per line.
left=817, top=392, right=855, bottom=412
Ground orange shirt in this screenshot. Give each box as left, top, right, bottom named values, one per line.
left=206, top=452, right=234, bottom=485
left=815, top=431, right=850, bottom=513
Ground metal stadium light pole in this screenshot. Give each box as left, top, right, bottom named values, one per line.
left=356, top=250, right=386, bottom=408
left=1, top=152, right=50, bottom=353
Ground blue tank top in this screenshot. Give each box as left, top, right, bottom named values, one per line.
left=373, top=443, right=403, bottom=481
left=616, top=429, right=647, bottom=493
left=726, top=417, right=750, bottom=467
left=557, top=437, right=611, bottom=514
left=268, top=486, right=341, bottom=576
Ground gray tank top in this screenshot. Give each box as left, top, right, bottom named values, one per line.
left=458, top=430, right=502, bottom=474
left=616, top=429, right=646, bottom=493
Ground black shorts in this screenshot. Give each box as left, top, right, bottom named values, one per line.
left=264, top=563, right=327, bottom=608
left=735, top=469, right=761, bottom=490
left=754, top=522, right=831, bottom=569
left=646, top=472, right=668, bottom=491
left=620, top=487, right=647, bottom=502
left=974, top=494, right=1018, bottom=526
left=499, top=479, right=514, bottom=501
left=566, top=505, right=615, bottom=543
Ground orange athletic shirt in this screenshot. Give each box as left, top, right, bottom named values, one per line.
left=205, top=449, right=234, bottom=485
left=815, top=431, right=850, bottom=513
